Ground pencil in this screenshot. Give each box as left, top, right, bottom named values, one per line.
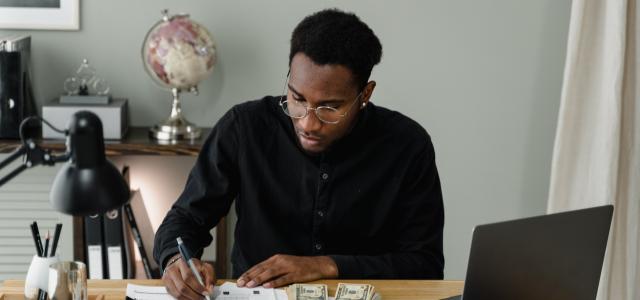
left=43, top=231, right=50, bottom=258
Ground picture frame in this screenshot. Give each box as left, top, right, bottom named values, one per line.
left=0, top=0, right=79, bottom=30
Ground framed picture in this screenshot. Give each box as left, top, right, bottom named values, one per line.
left=0, top=0, right=79, bottom=30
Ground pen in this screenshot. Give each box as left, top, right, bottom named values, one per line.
left=50, top=223, right=62, bottom=256
left=32, top=222, right=44, bottom=257
left=177, top=237, right=211, bottom=300
left=29, top=222, right=42, bottom=257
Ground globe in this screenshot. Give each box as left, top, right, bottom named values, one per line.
left=142, top=11, right=217, bottom=89
left=141, top=10, right=217, bottom=141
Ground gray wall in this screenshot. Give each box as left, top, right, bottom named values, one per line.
left=0, top=0, right=572, bottom=279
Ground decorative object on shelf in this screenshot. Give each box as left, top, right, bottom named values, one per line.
left=0, top=0, right=79, bottom=30
left=142, top=9, right=217, bottom=141
left=0, top=35, right=36, bottom=139
left=43, top=98, right=128, bottom=139
left=61, top=59, right=111, bottom=104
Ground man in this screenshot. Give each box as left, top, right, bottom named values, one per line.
left=154, top=8, right=444, bottom=300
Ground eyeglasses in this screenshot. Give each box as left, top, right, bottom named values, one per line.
left=278, top=75, right=362, bottom=125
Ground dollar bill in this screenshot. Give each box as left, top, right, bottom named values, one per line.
left=335, top=283, right=374, bottom=300
left=288, top=284, right=328, bottom=300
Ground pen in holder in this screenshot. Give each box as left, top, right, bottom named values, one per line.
left=24, top=255, right=60, bottom=299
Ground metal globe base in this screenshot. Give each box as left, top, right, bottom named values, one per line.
left=149, top=88, right=202, bottom=142
left=149, top=120, right=201, bottom=141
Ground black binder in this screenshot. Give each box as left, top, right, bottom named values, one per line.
left=123, top=192, right=160, bottom=279
left=120, top=166, right=135, bottom=279
left=84, top=214, right=105, bottom=279
left=103, top=207, right=126, bottom=279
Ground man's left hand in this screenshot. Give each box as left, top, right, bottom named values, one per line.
left=236, top=254, right=338, bottom=288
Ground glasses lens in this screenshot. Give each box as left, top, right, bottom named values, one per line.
left=283, top=100, right=307, bottom=118
left=316, top=107, right=341, bottom=124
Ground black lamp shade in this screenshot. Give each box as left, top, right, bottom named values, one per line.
left=49, top=111, right=129, bottom=215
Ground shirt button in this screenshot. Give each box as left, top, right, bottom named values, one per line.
left=321, top=173, right=329, bottom=180
left=315, top=243, right=323, bottom=250
left=317, top=211, right=324, bottom=217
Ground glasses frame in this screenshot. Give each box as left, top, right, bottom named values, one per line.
left=278, top=73, right=363, bottom=125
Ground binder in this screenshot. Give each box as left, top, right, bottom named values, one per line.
left=124, top=190, right=160, bottom=278
left=121, top=165, right=136, bottom=279
left=84, top=214, right=105, bottom=279
left=103, top=207, right=126, bottom=279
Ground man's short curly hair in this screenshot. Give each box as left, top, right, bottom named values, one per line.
left=289, top=9, right=383, bottom=90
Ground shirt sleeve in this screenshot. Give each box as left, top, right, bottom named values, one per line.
left=329, top=137, right=445, bottom=279
left=153, top=108, right=241, bottom=271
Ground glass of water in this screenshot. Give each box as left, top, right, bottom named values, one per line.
left=48, top=261, right=88, bottom=300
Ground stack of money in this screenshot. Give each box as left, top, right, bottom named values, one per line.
left=287, top=283, right=328, bottom=300
left=335, top=283, right=375, bottom=300
left=287, top=283, right=375, bottom=300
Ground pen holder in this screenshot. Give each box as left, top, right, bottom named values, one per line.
left=24, top=255, right=60, bottom=299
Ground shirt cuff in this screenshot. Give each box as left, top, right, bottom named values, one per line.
left=328, top=255, right=358, bottom=278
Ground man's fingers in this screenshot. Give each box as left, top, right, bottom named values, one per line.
left=163, top=271, right=180, bottom=298
left=263, top=274, right=294, bottom=289
left=238, top=263, right=265, bottom=287
left=165, top=267, right=205, bottom=300
left=238, top=266, right=263, bottom=287
left=245, top=267, right=282, bottom=288
left=238, top=255, right=283, bottom=287
left=201, top=262, right=216, bottom=293
left=174, top=276, right=207, bottom=300
left=177, top=259, right=209, bottom=297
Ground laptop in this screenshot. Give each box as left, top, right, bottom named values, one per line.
left=446, top=205, right=613, bottom=300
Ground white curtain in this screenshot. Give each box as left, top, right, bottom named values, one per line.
left=547, top=0, right=640, bottom=299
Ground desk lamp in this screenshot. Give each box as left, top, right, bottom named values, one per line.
left=0, top=111, right=129, bottom=215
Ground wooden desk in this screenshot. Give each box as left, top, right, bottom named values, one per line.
left=0, top=279, right=463, bottom=300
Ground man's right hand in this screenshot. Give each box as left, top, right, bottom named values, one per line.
left=162, top=253, right=216, bottom=300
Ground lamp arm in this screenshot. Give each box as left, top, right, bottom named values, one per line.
left=0, top=144, right=27, bottom=186
left=0, top=163, right=28, bottom=187
left=0, top=143, right=26, bottom=170
left=0, top=139, right=69, bottom=188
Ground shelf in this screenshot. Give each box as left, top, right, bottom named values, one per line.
left=0, top=127, right=211, bottom=156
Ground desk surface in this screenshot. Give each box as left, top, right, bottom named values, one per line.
left=0, top=279, right=463, bottom=300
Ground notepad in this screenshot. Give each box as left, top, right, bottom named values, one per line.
left=125, top=282, right=289, bottom=300
left=125, top=284, right=174, bottom=300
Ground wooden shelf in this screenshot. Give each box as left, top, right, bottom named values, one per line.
left=0, top=127, right=211, bottom=156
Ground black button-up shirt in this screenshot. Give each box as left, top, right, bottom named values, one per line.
left=154, top=96, right=445, bottom=279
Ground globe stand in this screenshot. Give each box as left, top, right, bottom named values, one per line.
left=149, top=88, right=201, bottom=141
